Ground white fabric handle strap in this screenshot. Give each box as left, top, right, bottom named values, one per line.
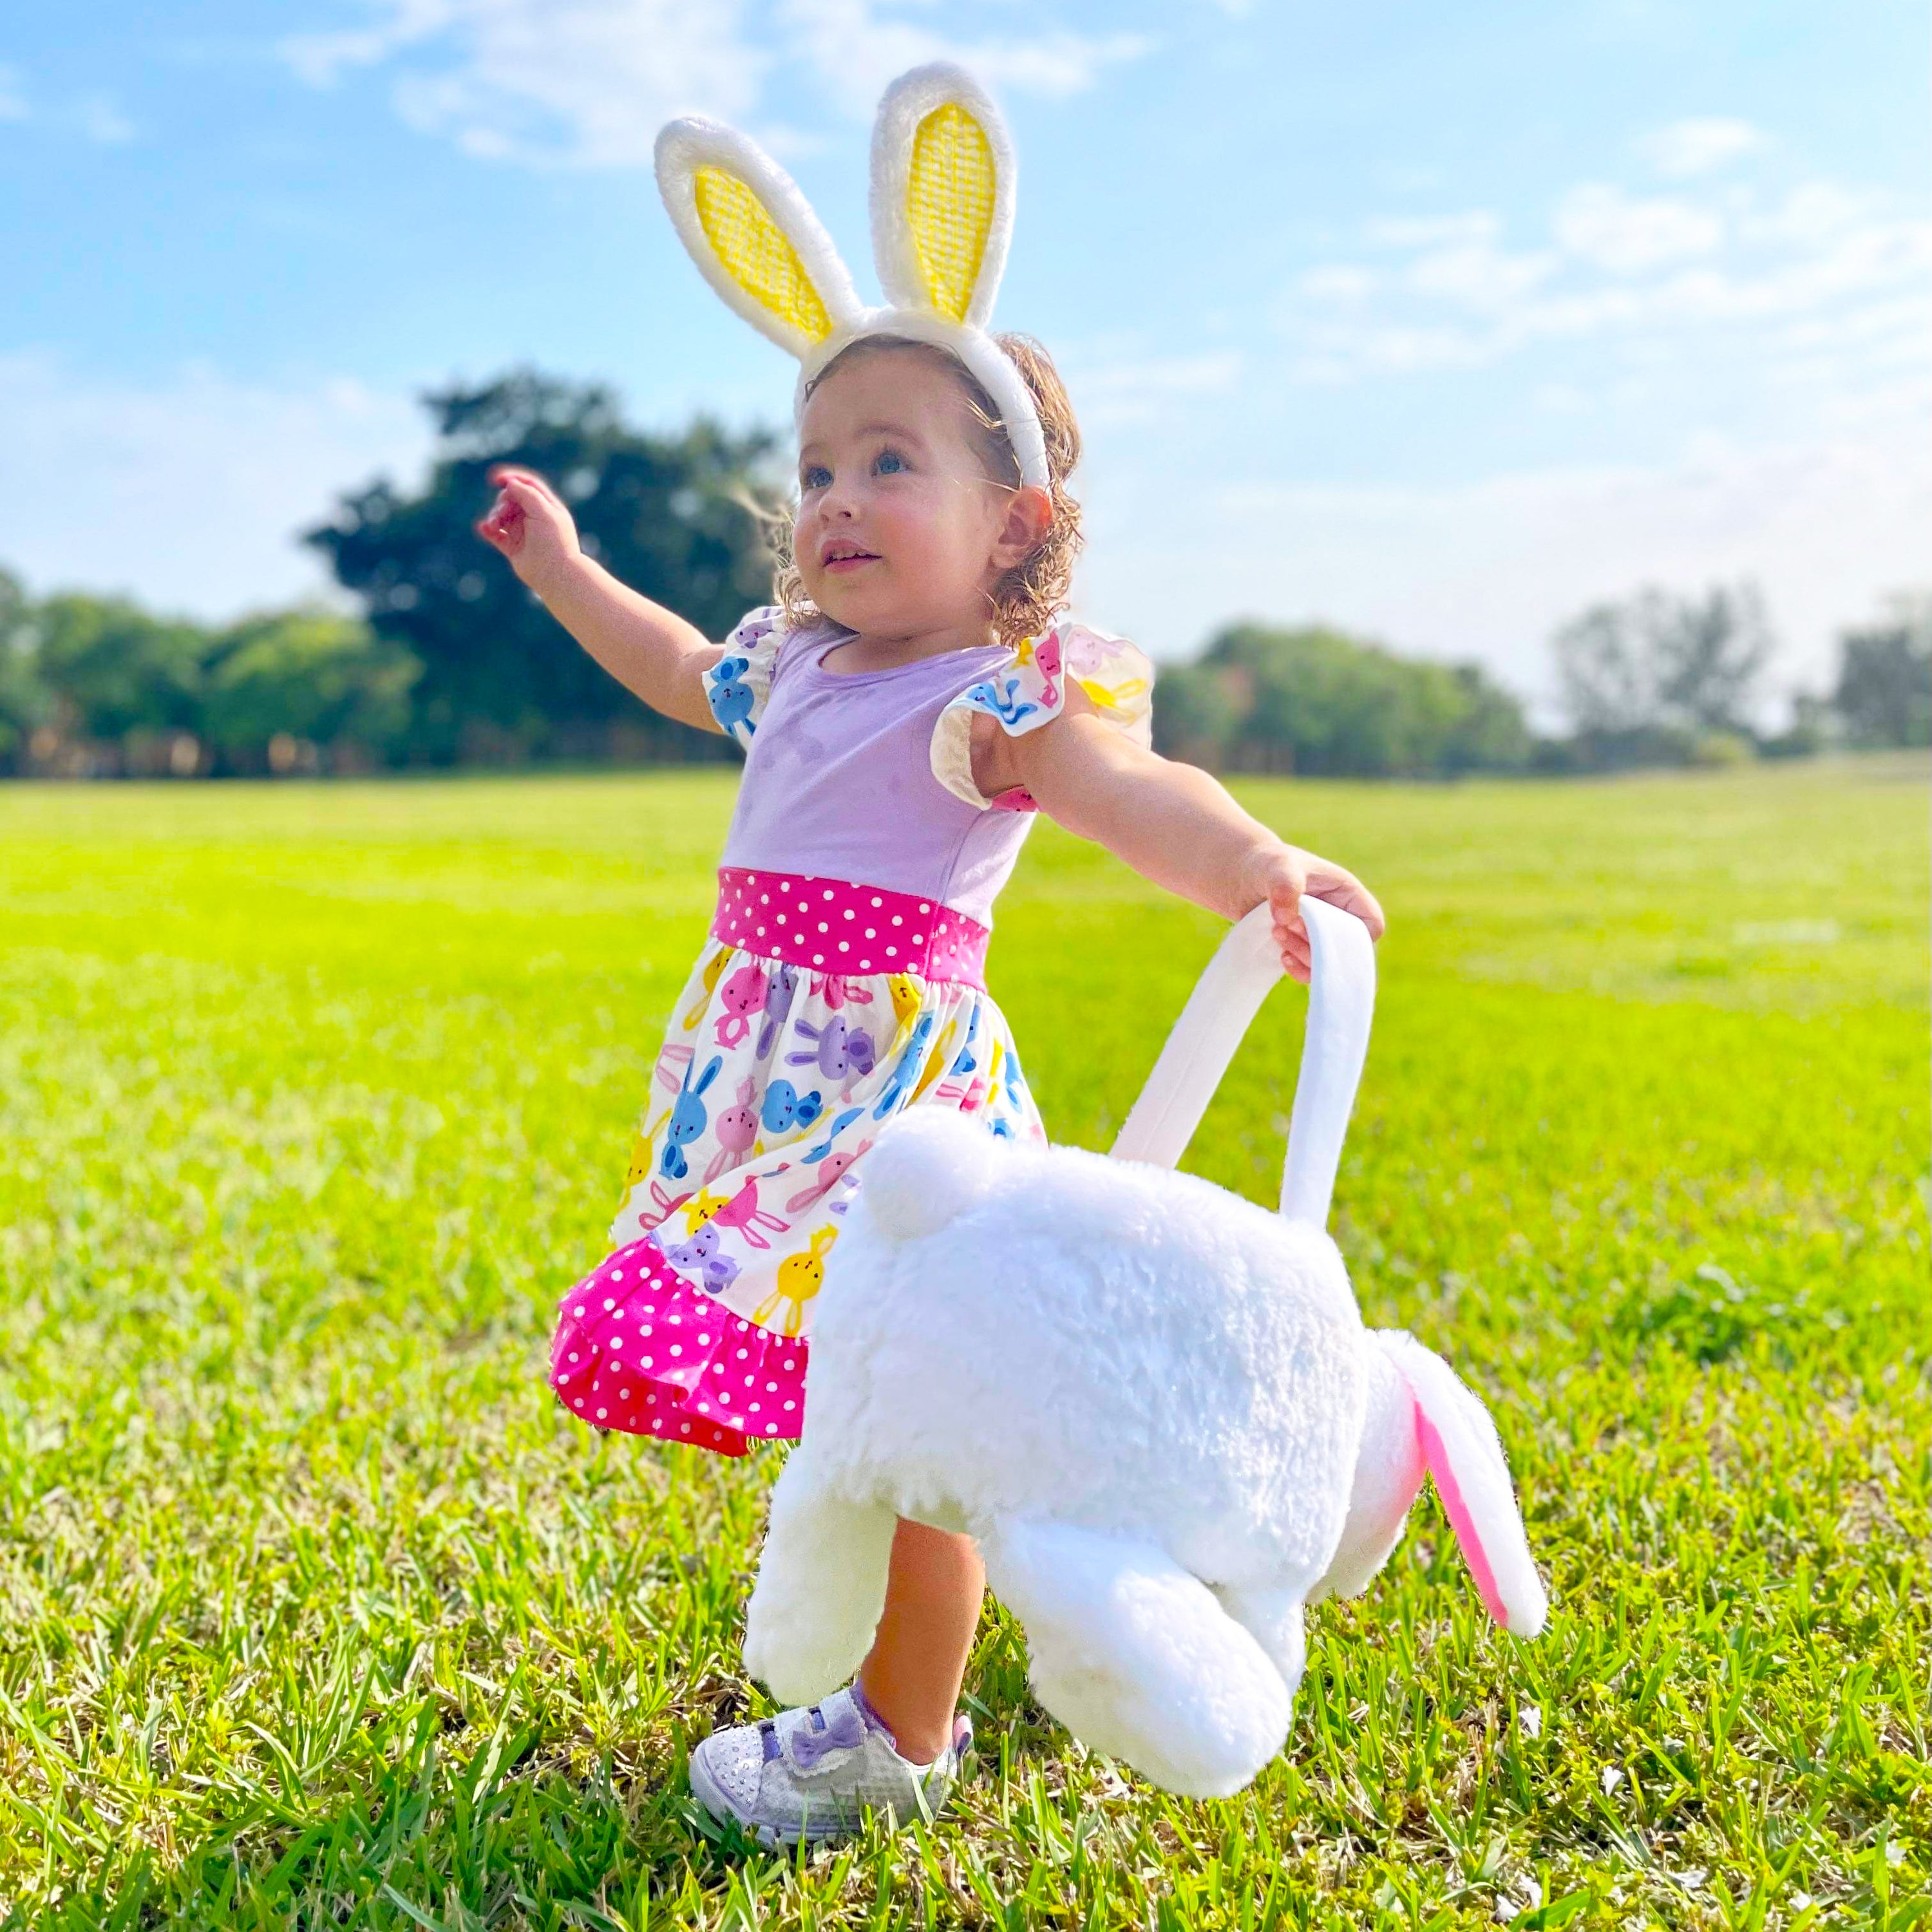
left=1108, top=897, right=1376, bottom=1228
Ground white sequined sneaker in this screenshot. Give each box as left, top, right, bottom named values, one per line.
left=689, top=1684, right=971, bottom=1848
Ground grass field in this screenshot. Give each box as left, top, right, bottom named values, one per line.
left=1, top=758, right=1926, bottom=1931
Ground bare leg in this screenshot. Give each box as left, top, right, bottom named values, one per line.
left=857, top=1518, right=985, bottom=1763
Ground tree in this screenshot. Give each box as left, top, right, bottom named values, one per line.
left=201, top=610, right=421, bottom=766
left=0, top=569, right=50, bottom=770
left=1834, top=595, right=1932, bottom=748
left=1153, top=621, right=1531, bottom=778
left=306, top=371, right=781, bottom=762
left=1551, top=583, right=1774, bottom=764
left=32, top=591, right=208, bottom=741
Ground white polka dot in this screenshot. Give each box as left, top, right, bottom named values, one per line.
left=784, top=1400, right=797, bottom=1412
left=699, top=1332, right=710, bottom=1345
left=573, top=1397, right=584, bottom=1409
left=680, top=1423, right=691, bottom=1434
left=574, top=1305, right=586, bottom=1318
left=817, top=920, right=829, bottom=933
left=620, top=1387, right=630, bottom=1399
left=824, top=888, right=835, bottom=901
left=714, top=1430, right=725, bottom=1443
left=766, top=1423, right=778, bottom=1435
left=641, top=1355, right=654, bottom=1367
left=838, top=942, right=849, bottom=953
left=886, top=946, right=896, bottom=958
left=891, top=915, right=903, bottom=927
left=777, top=913, right=786, bottom=924
left=609, top=1338, right=622, bottom=1352
left=765, top=1379, right=778, bottom=1392
left=871, top=896, right=882, bottom=907
left=596, top=1408, right=607, bottom=1419
left=843, top=908, right=855, bottom=920
left=603, top=1298, right=615, bottom=1312
left=750, top=1401, right=760, bottom=1412
left=913, top=934, right=924, bottom=945
left=918, top=903, right=930, bottom=914
left=813, top=954, right=824, bottom=965
left=568, top=1352, right=580, bottom=1363
left=783, top=1358, right=795, bottom=1370
left=669, top=1345, right=682, bottom=1357
left=737, top=1347, right=748, bottom=1359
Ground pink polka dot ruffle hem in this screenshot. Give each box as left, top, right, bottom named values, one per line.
left=549, top=1236, right=808, bottom=1457
left=712, top=866, right=990, bottom=989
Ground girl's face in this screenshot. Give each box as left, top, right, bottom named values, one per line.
left=793, top=346, right=1043, bottom=642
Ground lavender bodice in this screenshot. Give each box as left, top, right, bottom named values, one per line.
left=719, top=627, right=1034, bottom=927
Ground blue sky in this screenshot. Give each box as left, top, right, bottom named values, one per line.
left=5, top=1, right=1927, bottom=712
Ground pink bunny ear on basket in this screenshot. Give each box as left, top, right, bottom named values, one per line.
left=1378, top=1333, right=1548, bottom=1637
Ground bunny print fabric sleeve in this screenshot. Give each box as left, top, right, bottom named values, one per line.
left=703, top=607, right=788, bottom=747
left=929, top=620, right=1155, bottom=810
left=549, top=869, right=1045, bottom=1457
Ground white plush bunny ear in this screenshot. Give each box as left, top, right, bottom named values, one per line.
left=870, top=63, right=1016, bottom=328
left=656, top=118, right=862, bottom=361
left=1379, top=1334, right=1548, bottom=1638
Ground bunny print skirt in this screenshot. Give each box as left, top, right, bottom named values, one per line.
left=548, top=868, right=1046, bottom=1456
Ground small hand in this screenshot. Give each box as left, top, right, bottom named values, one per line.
left=474, top=465, right=583, bottom=591
left=1239, top=843, right=1386, bottom=984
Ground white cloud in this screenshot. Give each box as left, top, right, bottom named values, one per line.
left=1298, top=264, right=1376, bottom=303
left=1407, top=238, right=1557, bottom=311
left=1061, top=346, right=1244, bottom=426
left=1555, top=184, right=1722, bottom=274
left=1276, top=164, right=1932, bottom=409
left=0, top=354, right=431, bottom=619
left=75, top=93, right=137, bottom=144
left=0, top=67, right=135, bottom=141
left=286, top=0, right=764, bottom=167
left=283, top=0, right=1150, bottom=167
left=1640, top=117, right=1765, bottom=180
left=1081, top=421, right=1932, bottom=716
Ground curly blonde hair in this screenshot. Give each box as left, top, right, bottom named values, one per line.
left=772, top=332, right=1083, bottom=649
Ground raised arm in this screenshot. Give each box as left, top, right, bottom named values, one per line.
left=985, top=698, right=1385, bottom=981
left=476, top=466, right=724, bottom=734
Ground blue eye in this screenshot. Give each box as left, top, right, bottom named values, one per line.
left=801, top=464, right=831, bottom=491
left=873, top=449, right=906, bottom=476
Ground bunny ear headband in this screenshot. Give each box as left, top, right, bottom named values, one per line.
left=654, top=63, right=1049, bottom=491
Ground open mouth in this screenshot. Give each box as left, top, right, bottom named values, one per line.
left=820, top=542, right=880, bottom=573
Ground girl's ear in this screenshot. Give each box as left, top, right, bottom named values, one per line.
left=870, top=63, right=1016, bottom=330
left=992, top=484, right=1053, bottom=571
left=657, top=118, right=862, bottom=360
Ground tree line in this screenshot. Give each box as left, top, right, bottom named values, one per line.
left=3, top=370, right=1926, bottom=779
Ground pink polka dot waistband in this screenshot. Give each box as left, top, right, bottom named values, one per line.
left=711, top=867, right=990, bottom=987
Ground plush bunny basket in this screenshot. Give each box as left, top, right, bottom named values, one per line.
left=741, top=900, right=1548, bottom=1799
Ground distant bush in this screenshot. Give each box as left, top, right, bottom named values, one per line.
left=1153, top=621, right=1531, bottom=778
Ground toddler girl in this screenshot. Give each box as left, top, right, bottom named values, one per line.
left=477, top=67, right=1382, bottom=1848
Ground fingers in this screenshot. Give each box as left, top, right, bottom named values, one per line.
left=1303, top=866, right=1387, bottom=942
left=488, top=464, right=564, bottom=512
left=473, top=491, right=524, bottom=553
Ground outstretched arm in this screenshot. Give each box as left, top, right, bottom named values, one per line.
left=987, top=699, right=1385, bottom=981
left=475, top=466, right=724, bottom=734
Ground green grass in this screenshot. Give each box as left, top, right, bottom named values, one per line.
left=1, top=756, right=1926, bottom=1930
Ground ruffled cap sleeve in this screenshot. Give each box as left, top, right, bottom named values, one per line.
left=703, top=607, right=788, bottom=748
left=931, top=620, right=1155, bottom=810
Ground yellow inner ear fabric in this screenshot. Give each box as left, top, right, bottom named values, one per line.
left=693, top=166, right=831, bottom=340
left=907, top=104, right=996, bottom=321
